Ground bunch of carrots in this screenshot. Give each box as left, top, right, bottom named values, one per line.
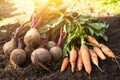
left=61, top=35, right=120, bottom=77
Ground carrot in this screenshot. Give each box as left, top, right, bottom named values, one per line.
left=93, top=46, right=106, bottom=60
left=60, top=55, right=69, bottom=72
left=89, top=50, right=104, bottom=72
left=87, top=35, right=100, bottom=46
left=81, top=44, right=92, bottom=76
left=77, top=49, right=83, bottom=71
left=70, top=46, right=77, bottom=72
left=100, top=43, right=120, bottom=69
left=100, top=44, right=115, bottom=58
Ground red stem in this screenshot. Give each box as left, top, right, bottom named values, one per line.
left=14, top=25, right=29, bottom=39
left=57, top=27, right=66, bottom=47
left=18, top=38, right=22, bottom=49
left=30, top=14, right=35, bottom=28
left=13, top=22, right=28, bottom=39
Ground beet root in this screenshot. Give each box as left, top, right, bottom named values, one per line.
left=10, top=49, right=26, bottom=69
left=31, top=47, right=51, bottom=64
left=3, top=38, right=17, bottom=59
left=50, top=46, right=62, bottom=61
left=31, top=47, right=52, bottom=72
left=25, top=46, right=34, bottom=63
left=24, top=28, right=41, bottom=49
left=47, top=41, right=56, bottom=49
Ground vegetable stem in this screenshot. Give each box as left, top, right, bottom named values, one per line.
left=18, top=38, right=22, bottom=49
left=81, top=35, right=85, bottom=45
left=14, top=22, right=28, bottom=39
left=57, top=27, right=66, bottom=47
left=30, top=14, right=35, bottom=28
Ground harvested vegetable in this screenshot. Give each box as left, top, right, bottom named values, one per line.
left=87, top=35, right=100, bottom=47
left=31, top=47, right=52, bottom=72
left=81, top=44, right=92, bottom=76
left=50, top=27, right=65, bottom=61
left=60, top=54, right=69, bottom=72
left=69, top=46, right=77, bottom=72
left=10, top=39, right=26, bottom=69
left=93, top=46, right=106, bottom=60
left=89, top=49, right=104, bottom=72
left=3, top=23, right=29, bottom=59
left=77, top=49, right=83, bottom=71
left=47, top=41, right=56, bottom=49
left=24, top=28, right=41, bottom=49
left=3, top=37, right=17, bottom=59
left=50, top=46, right=62, bottom=61
left=100, top=44, right=115, bottom=58
left=10, top=49, right=26, bottom=69
left=100, top=43, right=120, bottom=68
left=25, top=46, right=34, bottom=62
left=2, top=25, right=25, bottom=59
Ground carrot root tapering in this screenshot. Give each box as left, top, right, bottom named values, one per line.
left=81, top=44, right=92, bottom=75
left=60, top=56, right=69, bottom=72
left=100, top=43, right=120, bottom=69
left=89, top=50, right=104, bottom=72
left=77, top=49, right=83, bottom=71
left=93, top=46, right=106, bottom=60
left=70, top=46, right=77, bottom=72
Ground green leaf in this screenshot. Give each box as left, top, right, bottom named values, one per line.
left=39, top=15, right=63, bottom=34
left=88, top=27, right=94, bottom=35
left=79, top=20, right=85, bottom=24
left=79, top=16, right=90, bottom=22
left=102, top=35, right=108, bottom=41
left=99, top=33, right=108, bottom=41
left=88, top=23, right=109, bottom=30
left=64, top=19, right=72, bottom=33
left=94, top=30, right=108, bottom=41
left=39, top=25, right=50, bottom=33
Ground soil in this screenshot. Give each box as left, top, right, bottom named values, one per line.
left=0, top=15, right=120, bottom=80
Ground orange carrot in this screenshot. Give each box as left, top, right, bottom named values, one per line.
left=77, top=49, right=83, bottom=71
left=60, top=56, right=69, bottom=72
left=81, top=44, right=92, bottom=75
left=100, top=44, right=115, bottom=58
left=93, top=46, right=106, bottom=60
left=89, top=50, right=104, bottom=72
left=87, top=35, right=99, bottom=46
left=70, top=47, right=77, bottom=72
left=100, top=43, right=120, bottom=69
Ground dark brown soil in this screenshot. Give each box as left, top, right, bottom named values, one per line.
left=0, top=15, right=120, bottom=80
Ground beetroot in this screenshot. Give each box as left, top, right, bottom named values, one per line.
left=10, top=39, right=26, bottom=69
left=24, top=28, right=41, bottom=49
left=47, top=41, right=56, bottom=49
left=31, top=47, right=52, bottom=72
left=3, top=37, right=17, bottom=59
left=50, top=46, right=62, bottom=61
left=10, top=49, right=26, bottom=69
left=31, top=47, right=51, bottom=64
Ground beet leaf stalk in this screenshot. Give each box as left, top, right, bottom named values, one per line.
left=57, top=27, right=66, bottom=47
